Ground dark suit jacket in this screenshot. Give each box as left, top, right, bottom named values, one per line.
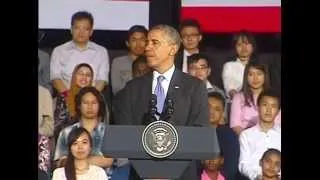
left=114, top=68, right=209, bottom=180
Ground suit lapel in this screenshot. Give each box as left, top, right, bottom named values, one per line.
left=160, top=69, right=183, bottom=119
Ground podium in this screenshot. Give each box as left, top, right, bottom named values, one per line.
left=101, top=125, right=220, bottom=179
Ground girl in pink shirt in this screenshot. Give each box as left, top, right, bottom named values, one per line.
left=230, top=61, right=281, bottom=135
left=201, top=155, right=225, bottom=180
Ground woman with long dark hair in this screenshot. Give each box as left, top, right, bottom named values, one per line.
left=52, top=127, right=108, bottom=180
left=229, top=60, right=281, bottom=135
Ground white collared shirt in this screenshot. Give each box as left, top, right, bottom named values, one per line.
left=239, top=123, right=281, bottom=180
left=50, top=40, right=110, bottom=88
left=182, top=49, right=191, bottom=73
left=222, top=58, right=246, bottom=96
left=152, top=65, right=175, bottom=100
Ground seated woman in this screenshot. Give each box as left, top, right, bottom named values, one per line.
left=201, top=154, right=225, bottom=180
left=229, top=60, right=281, bottom=135
left=52, top=127, right=108, bottom=180
left=38, top=85, right=54, bottom=175
left=54, top=63, right=94, bottom=140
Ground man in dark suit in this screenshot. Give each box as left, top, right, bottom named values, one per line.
left=114, top=24, right=209, bottom=180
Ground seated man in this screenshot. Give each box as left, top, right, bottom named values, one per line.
left=238, top=89, right=281, bottom=180
left=208, top=92, right=239, bottom=180
left=132, top=55, right=151, bottom=78
left=54, top=87, right=113, bottom=177
left=111, top=25, right=148, bottom=95
left=50, top=11, right=109, bottom=96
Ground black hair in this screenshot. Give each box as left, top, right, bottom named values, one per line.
left=127, top=25, right=148, bottom=40
left=257, top=88, right=281, bottom=109
left=187, top=53, right=210, bottom=67
left=179, top=19, right=201, bottom=33
left=75, top=86, right=106, bottom=119
left=65, top=127, right=93, bottom=180
left=260, top=148, right=281, bottom=161
left=132, top=55, right=148, bottom=70
left=71, top=11, right=94, bottom=27
left=208, top=92, right=226, bottom=109
left=232, top=30, right=257, bottom=58
left=242, top=59, right=271, bottom=107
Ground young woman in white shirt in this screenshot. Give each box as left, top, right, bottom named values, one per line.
left=52, top=127, right=108, bottom=180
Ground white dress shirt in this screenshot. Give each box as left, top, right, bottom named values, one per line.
left=52, top=165, right=109, bottom=180
left=239, top=124, right=281, bottom=180
left=50, top=40, right=110, bottom=88
left=222, top=58, right=246, bottom=97
left=152, top=65, right=175, bottom=98
left=182, top=49, right=191, bottom=73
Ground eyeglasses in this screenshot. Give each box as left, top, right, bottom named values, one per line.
left=181, top=33, right=200, bottom=39
left=189, top=66, right=209, bottom=72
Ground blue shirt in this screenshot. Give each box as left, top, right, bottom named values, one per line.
left=54, top=122, right=106, bottom=160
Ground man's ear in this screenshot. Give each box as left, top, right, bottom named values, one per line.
left=125, top=41, right=129, bottom=48
left=169, top=45, right=178, bottom=56
left=199, top=34, right=203, bottom=42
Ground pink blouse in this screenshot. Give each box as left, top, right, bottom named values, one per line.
left=230, top=92, right=281, bottom=129
left=201, top=170, right=225, bottom=180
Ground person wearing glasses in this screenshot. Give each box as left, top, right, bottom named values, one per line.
left=175, top=19, right=203, bottom=73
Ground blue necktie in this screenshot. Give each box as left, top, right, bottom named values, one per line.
left=155, top=75, right=165, bottom=114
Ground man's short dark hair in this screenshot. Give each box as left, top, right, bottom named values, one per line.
left=257, top=89, right=281, bottom=109
left=261, top=148, right=281, bottom=161
left=179, top=19, right=201, bottom=33
left=187, top=53, right=210, bottom=67
left=71, top=11, right=94, bottom=27
left=127, top=25, right=148, bottom=40
left=208, top=92, right=225, bottom=109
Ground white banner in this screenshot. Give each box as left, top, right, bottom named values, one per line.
left=39, top=0, right=149, bottom=30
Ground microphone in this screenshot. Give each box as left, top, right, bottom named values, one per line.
left=143, top=94, right=158, bottom=125
left=162, top=96, right=174, bottom=123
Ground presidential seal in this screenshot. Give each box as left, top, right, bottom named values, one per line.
left=142, top=120, right=178, bottom=158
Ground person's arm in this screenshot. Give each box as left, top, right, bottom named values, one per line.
left=50, top=48, right=68, bottom=93
left=238, top=132, right=261, bottom=179
left=88, top=155, right=113, bottom=168
left=39, top=87, right=54, bottom=137
left=54, top=130, right=68, bottom=167
left=95, top=80, right=106, bottom=92
left=95, top=48, right=109, bottom=92
left=110, top=58, right=123, bottom=95
left=189, top=80, right=209, bottom=126
left=230, top=93, right=244, bottom=135
left=222, top=63, right=238, bottom=98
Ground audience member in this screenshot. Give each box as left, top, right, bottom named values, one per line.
left=38, top=85, right=54, bottom=174
left=208, top=92, right=239, bottom=180
left=114, top=24, right=209, bottom=180
left=52, top=127, right=108, bottom=180
left=201, top=155, right=225, bottom=180
left=132, top=55, right=151, bottom=78
left=230, top=61, right=281, bottom=135
left=256, top=148, right=281, bottom=180
left=38, top=49, right=52, bottom=94
left=188, top=53, right=225, bottom=97
left=50, top=11, right=109, bottom=95
left=111, top=25, right=148, bottom=95
left=222, top=31, right=256, bottom=98
left=54, top=63, right=94, bottom=139
left=238, top=89, right=281, bottom=180
left=54, top=87, right=113, bottom=176
left=176, top=19, right=203, bottom=72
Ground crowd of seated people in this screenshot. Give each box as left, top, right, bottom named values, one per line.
left=38, top=10, right=281, bottom=180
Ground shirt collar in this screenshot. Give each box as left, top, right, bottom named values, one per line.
left=67, top=40, right=96, bottom=51
left=255, top=122, right=281, bottom=133
left=206, top=81, right=213, bottom=89
left=78, top=120, right=102, bottom=131
left=153, top=64, right=175, bottom=82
